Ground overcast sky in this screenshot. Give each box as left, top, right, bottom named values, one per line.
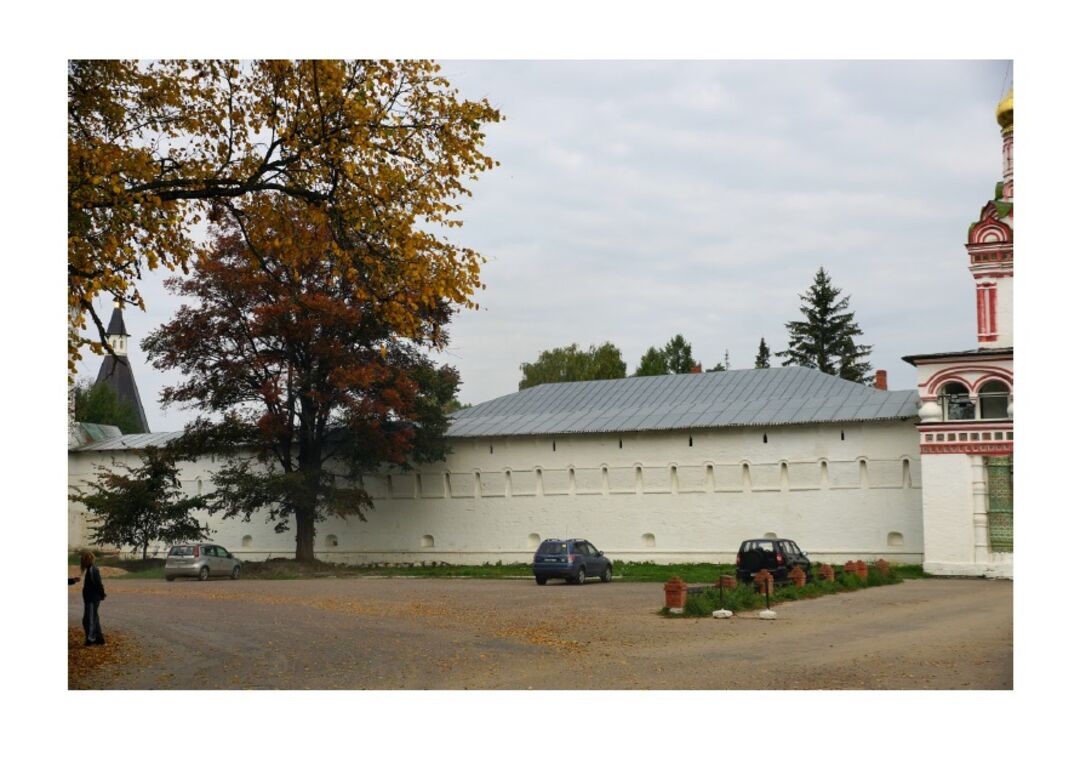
left=75, top=60, right=1011, bottom=433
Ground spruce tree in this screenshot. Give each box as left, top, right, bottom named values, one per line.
left=777, top=268, right=873, bottom=383
left=754, top=337, right=771, bottom=369
left=662, top=334, right=697, bottom=374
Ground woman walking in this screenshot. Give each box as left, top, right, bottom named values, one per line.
left=79, top=551, right=106, bottom=646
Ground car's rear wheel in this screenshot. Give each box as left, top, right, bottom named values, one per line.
left=198, top=566, right=209, bottom=581
left=574, top=567, right=586, bottom=585
left=535, top=576, right=547, bottom=585
left=165, top=575, right=175, bottom=582
left=231, top=566, right=241, bottom=580
left=600, top=565, right=612, bottom=583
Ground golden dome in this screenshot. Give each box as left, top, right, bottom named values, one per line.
left=996, top=87, right=1013, bottom=129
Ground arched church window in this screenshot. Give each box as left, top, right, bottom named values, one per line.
left=978, top=380, right=1010, bottom=419
left=939, top=382, right=975, bottom=421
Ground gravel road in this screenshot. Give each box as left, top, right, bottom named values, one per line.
left=68, top=576, right=1012, bottom=690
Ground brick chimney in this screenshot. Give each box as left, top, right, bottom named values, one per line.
left=690, top=364, right=702, bottom=374
left=873, top=369, right=888, bottom=390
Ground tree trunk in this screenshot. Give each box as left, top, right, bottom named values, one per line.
left=295, top=507, right=316, bottom=562
left=142, top=540, right=149, bottom=560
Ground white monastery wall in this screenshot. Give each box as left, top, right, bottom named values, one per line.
left=68, top=420, right=923, bottom=565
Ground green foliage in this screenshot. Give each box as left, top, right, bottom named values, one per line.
left=673, top=563, right=908, bottom=618
left=634, top=346, right=669, bottom=377
left=518, top=342, right=627, bottom=390
left=890, top=564, right=928, bottom=579
left=754, top=337, right=771, bottom=369
left=613, top=561, right=736, bottom=582
left=663, top=334, right=697, bottom=374
left=707, top=362, right=726, bottom=372
left=73, top=381, right=144, bottom=434
left=776, top=267, right=873, bottom=384
left=69, top=447, right=210, bottom=560
left=444, top=398, right=472, bottom=415
left=836, top=572, right=868, bottom=589
left=634, top=335, right=698, bottom=376
left=678, top=584, right=764, bottom=616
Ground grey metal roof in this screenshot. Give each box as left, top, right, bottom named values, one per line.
left=447, top=367, right=919, bottom=438
left=73, top=431, right=181, bottom=452
left=72, top=367, right=919, bottom=451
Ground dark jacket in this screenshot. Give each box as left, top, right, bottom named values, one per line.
left=82, top=565, right=106, bottom=603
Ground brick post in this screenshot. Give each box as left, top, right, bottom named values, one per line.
left=790, top=566, right=806, bottom=588
left=664, top=576, right=688, bottom=610
left=715, top=575, right=737, bottom=589
left=875, top=559, right=890, bottom=576
left=819, top=563, right=834, bottom=582
left=752, top=569, right=774, bottom=596
left=843, top=561, right=858, bottom=576
left=855, top=560, right=868, bottom=580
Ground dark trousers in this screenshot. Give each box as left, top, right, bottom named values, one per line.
left=82, top=600, right=104, bottom=644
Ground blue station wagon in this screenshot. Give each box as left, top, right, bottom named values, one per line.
left=532, top=538, right=613, bottom=585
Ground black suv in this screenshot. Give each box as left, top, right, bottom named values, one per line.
left=735, top=538, right=811, bottom=583
left=532, top=538, right=613, bottom=585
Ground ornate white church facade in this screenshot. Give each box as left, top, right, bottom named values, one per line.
left=67, top=93, right=1015, bottom=578
left=901, top=89, right=1014, bottom=577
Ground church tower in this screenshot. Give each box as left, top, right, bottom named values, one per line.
left=902, top=88, right=1014, bottom=578
left=92, top=302, right=150, bottom=433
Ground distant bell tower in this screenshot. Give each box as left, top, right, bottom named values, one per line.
left=92, top=301, right=150, bottom=433
left=967, top=88, right=1014, bottom=348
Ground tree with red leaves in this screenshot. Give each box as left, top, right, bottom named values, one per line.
left=144, top=198, right=460, bottom=561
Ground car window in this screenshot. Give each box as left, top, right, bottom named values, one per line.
left=538, top=541, right=566, bottom=554
left=585, top=543, right=598, bottom=555
left=574, top=542, right=589, bottom=554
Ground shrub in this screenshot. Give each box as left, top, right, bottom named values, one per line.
left=866, top=566, right=887, bottom=586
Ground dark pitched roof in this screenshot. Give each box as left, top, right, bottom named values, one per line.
left=106, top=306, right=128, bottom=336
left=447, top=366, right=919, bottom=438
left=93, top=355, right=150, bottom=433
left=902, top=347, right=1013, bottom=365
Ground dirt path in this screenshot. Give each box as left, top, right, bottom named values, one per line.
left=68, top=577, right=1012, bottom=689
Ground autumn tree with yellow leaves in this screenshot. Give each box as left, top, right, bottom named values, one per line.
left=68, top=60, right=501, bottom=373
left=147, top=198, right=472, bottom=562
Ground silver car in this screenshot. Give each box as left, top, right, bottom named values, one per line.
left=165, top=543, right=242, bottom=581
